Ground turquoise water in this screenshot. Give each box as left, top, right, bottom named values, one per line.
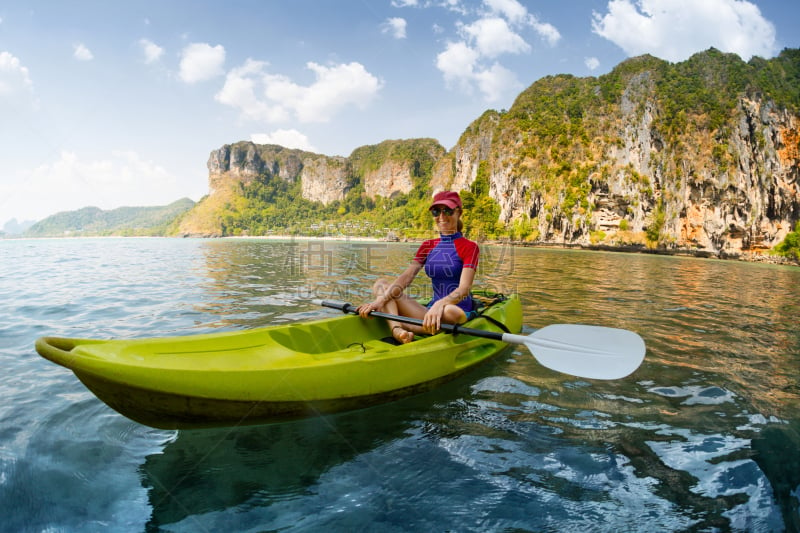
left=1, top=238, right=798, bottom=532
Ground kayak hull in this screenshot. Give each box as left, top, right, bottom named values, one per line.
left=36, top=294, right=522, bottom=429
left=72, top=359, right=492, bottom=429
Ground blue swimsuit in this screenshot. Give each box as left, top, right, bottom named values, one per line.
left=413, top=232, right=480, bottom=314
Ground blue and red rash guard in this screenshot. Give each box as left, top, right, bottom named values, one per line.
left=413, top=232, right=479, bottom=313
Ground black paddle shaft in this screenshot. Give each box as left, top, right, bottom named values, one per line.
left=315, top=299, right=506, bottom=341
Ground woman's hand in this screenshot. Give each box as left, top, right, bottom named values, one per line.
left=422, top=301, right=446, bottom=334
left=357, top=300, right=383, bottom=318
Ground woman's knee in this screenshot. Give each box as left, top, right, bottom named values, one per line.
left=444, top=304, right=468, bottom=324
left=371, top=277, right=393, bottom=296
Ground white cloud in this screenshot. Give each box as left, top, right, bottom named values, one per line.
left=0, top=151, right=184, bottom=222
left=530, top=18, right=561, bottom=47
left=436, top=41, right=480, bottom=94
left=442, top=0, right=469, bottom=16
left=436, top=40, right=522, bottom=103
left=592, top=0, right=778, bottom=62
left=179, top=42, right=225, bottom=83
left=391, top=0, right=418, bottom=6
left=382, top=17, right=408, bottom=39
left=0, top=51, right=33, bottom=96
left=216, top=59, right=288, bottom=122
left=276, top=62, right=384, bottom=122
left=484, top=0, right=561, bottom=45
left=435, top=0, right=559, bottom=102
left=216, top=59, right=383, bottom=124
left=139, top=39, right=164, bottom=64
left=474, top=62, right=520, bottom=102
left=251, top=129, right=316, bottom=152
left=484, top=0, right=528, bottom=24
left=461, top=17, right=530, bottom=58
left=73, top=43, right=94, bottom=61
left=585, top=56, right=600, bottom=70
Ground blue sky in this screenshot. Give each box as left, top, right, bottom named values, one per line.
left=1, top=0, right=798, bottom=225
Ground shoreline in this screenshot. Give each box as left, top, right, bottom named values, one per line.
left=2, top=232, right=797, bottom=266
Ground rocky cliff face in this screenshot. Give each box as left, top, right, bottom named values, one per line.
left=181, top=142, right=347, bottom=235
left=663, top=96, right=799, bottom=254
left=451, top=111, right=500, bottom=192
left=206, top=143, right=309, bottom=194
left=181, top=49, right=799, bottom=257
left=350, top=138, right=447, bottom=199
left=202, top=139, right=446, bottom=205
left=362, top=160, right=415, bottom=198
left=448, top=51, right=800, bottom=257
left=301, top=156, right=350, bottom=204
left=179, top=139, right=445, bottom=235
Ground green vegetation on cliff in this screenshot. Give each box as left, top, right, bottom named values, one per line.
left=350, top=138, right=444, bottom=188
left=205, top=139, right=456, bottom=239
left=773, top=221, right=800, bottom=260
left=219, top=178, right=328, bottom=236
left=215, top=176, right=435, bottom=239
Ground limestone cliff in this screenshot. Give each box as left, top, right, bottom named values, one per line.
left=446, top=49, right=800, bottom=258
left=350, top=139, right=446, bottom=199
left=179, top=48, right=799, bottom=259
left=298, top=156, right=347, bottom=204
left=178, top=139, right=445, bottom=236
left=183, top=143, right=301, bottom=235
left=205, top=142, right=310, bottom=193
left=450, top=110, right=501, bottom=192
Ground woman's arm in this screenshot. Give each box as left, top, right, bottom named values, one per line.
left=423, top=266, right=476, bottom=332
left=383, top=261, right=423, bottom=302
left=441, top=266, right=476, bottom=306
left=357, top=261, right=423, bottom=317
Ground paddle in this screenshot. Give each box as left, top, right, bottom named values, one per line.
left=312, top=299, right=646, bottom=380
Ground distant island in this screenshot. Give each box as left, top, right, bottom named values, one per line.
left=2, top=218, right=36, bottom=236
left=15, top=198, right=195, bottom=238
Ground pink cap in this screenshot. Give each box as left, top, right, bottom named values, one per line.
left=430, top=191, right=462, bottom=210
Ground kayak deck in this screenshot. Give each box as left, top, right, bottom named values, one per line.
left=36, top=294, right=522, bottom=429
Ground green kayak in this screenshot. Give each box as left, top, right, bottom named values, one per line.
left=35, top=293, right=522, bottom=429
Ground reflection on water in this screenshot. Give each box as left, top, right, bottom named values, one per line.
left=141, top=411, right=405, bottom=529
left=140, top=361, right=506, bottom=531
left=1, top=238, right=798, bottom=531
left=194, top=239, right=425, bottom=329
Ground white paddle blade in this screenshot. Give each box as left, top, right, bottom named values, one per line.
left=504, top=324, right=646, bottom=380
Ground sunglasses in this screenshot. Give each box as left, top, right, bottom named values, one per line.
left=430, top=207, right=456, bottom=217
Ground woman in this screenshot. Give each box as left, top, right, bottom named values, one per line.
left=357, top=191, right=480, bottom=343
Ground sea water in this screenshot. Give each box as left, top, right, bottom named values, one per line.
left=1, top=237, right=798, bottom=532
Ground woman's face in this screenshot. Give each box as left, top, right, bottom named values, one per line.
left=431, top=205, right=460, bottom=235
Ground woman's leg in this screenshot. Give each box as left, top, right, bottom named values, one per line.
left=370, top=279, right=469, bottom=343
left=441, top=304, right=468, bottom=325
left=371, top=278, right=427, bottom=343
